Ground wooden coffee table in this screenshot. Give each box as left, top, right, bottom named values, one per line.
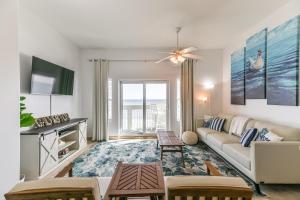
left=156, top=131, right=185, bottom=167
left=104, top=161, right=165, bottom=200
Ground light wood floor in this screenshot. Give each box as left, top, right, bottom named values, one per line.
left=51, top=140, right=300, bottom=200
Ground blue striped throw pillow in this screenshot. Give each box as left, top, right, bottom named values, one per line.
left=240, top=128, right=258, bottom=147
left=209, top=117, right=226, bottom=132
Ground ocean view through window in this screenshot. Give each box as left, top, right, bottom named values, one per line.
left=120, top=81, right=169, bottom=135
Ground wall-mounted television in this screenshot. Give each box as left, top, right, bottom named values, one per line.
left=30, top=56, right=74, bottom=95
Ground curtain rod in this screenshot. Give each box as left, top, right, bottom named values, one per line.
left=88, top=59, right=157, bottom=62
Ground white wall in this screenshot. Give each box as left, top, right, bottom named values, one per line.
left=222, top=0, right=300, bottom=128
left=0, top=0, right=20, bottom=198
left=80, top=48, right=223, bottom=136
left=194, top=49, right=224, bottom=118
left=19, top=6, right=81, bottom=119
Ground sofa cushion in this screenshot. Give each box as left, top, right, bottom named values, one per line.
left=223, top=144, right=251, bottom=169
left=217, top=113, right=235, bottom=133
left=196, top=128, right=220, bottom=140
left=206, top=133, right=240, bottom=149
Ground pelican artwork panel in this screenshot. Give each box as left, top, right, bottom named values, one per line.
left=231, top=48, right=246, bottom=105
left=267, top=16, right=299, bottom=106
left=245, top=28, right=267, bottom=99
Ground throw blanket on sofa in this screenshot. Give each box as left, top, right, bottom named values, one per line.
left=229, top=116, right=250, bottom=136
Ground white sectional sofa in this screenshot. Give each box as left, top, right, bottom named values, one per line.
left=196, top=113, right=300, bottom=187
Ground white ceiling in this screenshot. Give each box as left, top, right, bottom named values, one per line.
left=21, top=0, right=289, bottom=49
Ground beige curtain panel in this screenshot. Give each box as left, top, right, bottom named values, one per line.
left=92, top=59, right=109, bottom=141
left=180, top=59, right=194, bottom=133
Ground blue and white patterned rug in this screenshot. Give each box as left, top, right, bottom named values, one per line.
left=73, top=140, right=243, bottom=179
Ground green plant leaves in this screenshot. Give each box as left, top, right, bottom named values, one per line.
left=20, top=96, right=35, bottom=127
left=20, top=114, right=35, bottom=127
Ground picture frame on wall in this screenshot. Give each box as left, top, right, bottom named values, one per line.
left=267, top=16, right=300, bottom=106
left=231, top=48, right=246, bottom=105
left=245, top=28, right=267, bottom=99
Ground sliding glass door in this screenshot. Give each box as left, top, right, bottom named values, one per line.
left=120, top=81, right=168, bottom=135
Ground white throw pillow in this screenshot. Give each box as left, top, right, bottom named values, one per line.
left=264, top=131, right=284, bottom=142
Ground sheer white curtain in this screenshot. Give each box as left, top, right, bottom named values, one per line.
left=92, top=59, right=109, bottom=141
left=180, top=59, right=194, bottom=133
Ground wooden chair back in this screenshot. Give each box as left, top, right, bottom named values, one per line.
left=4, top=177, right=100, bottom=200
left=5, top=188, right=96, bottom=200
left=168, top=185, right=253, bottom=200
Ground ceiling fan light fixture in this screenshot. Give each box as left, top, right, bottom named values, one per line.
left=155, top=27, right=200, bottom=64
left=170, top=57, right=179, bottom=64
left=177, top=55, right=185, bottom=62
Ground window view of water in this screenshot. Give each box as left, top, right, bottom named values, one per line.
left=121, top=82, right=167, bottom=135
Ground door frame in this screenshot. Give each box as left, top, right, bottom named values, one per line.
left=119, top=79, right=170, bottom=136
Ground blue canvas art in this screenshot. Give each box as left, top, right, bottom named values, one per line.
left=267, top=16, right=300, bottom=106
left=245, top=29, right=267, bottom=99
left=231, top=48, right=245, bottom=105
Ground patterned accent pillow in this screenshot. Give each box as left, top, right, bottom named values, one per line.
left=204, top=118, right=213, bottom=128
left=240, top=128, right=258, bottom=147
left=258, top=128, right=284, bottom=142
left=209, top=117, right=226, bottom=132
left=257, top=128, right=269, bottom=141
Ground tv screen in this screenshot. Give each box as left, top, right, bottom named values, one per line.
left=30, top=56, right=74, bottom=95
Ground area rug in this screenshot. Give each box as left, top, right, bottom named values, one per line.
left=73, top=140, right=245, bottom=178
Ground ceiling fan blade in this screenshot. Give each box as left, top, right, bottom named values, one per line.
left=155, top=55, right=173, bottom=64
left=158, top=52, right=176, bottom=54
left=180, top=47, right=197, bottom=54
left=182, top=53, right=202, bottom=59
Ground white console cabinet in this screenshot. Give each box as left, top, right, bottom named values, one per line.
left=21, top=118, right=88, bottom=180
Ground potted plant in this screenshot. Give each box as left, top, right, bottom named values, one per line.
left=20, top=96, right=35, bottom=127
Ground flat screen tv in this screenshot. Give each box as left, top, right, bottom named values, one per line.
left=30, top=56, right=74, bottom=95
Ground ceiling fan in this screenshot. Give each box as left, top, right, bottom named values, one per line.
left=155, top=27, right=201, bottom=64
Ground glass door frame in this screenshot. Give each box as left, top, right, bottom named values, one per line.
left=119, top=80, right=170, bottom=136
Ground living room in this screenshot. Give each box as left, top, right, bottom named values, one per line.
left=1, top=0, right=300, bottom=199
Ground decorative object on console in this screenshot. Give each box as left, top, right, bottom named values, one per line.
left=240, top=128, right=258, bottom=147
left=267, top=16, right=299, bottom=106
left=50, top=115, right=61, bottom=124
left=209, top=117, right=226, bottom=132
left=34, top=113, right=70, bottom=128
left=231, top=48, right=246, bottom=105
left=42, top=117, right=52, bottom=126
left=34, top=118, right=45, bottom=128
left=245, top=28, right=267, bottom=99
left=20, top=96, right=35, bottom=127
left=59, top=113, right=71, bottom=122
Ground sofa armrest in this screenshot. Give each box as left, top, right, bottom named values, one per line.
left=195, top=118, right=204, bottom=128
left=251, top=141, right=300, bottom=184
